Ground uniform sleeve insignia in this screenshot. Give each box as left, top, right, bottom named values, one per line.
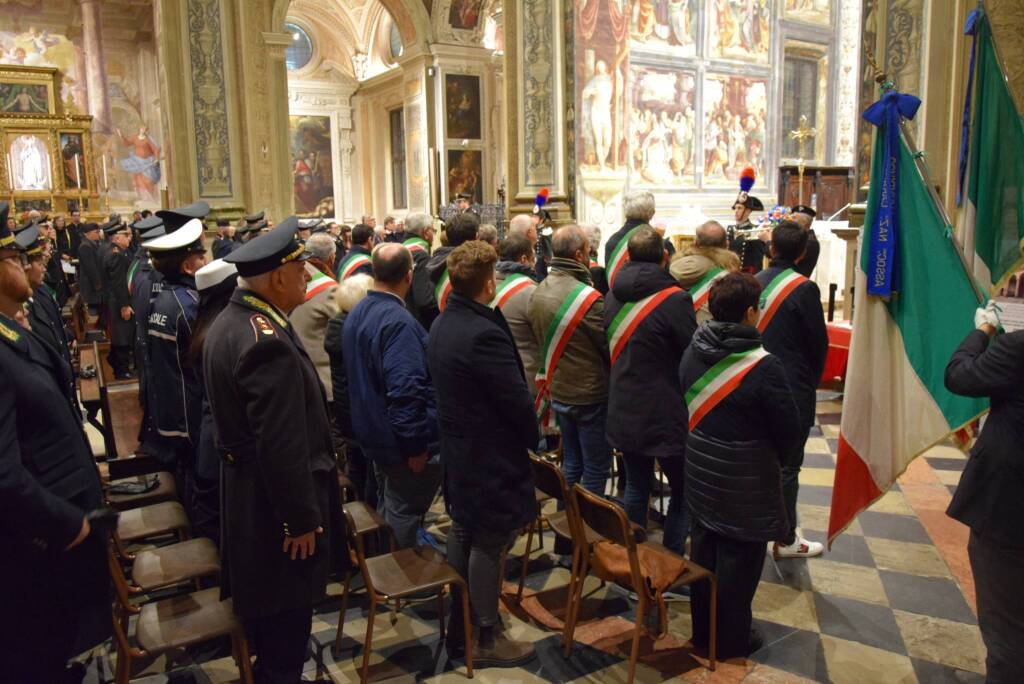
left=249, top=314, right=276, bottom=339
left=0, top=320, right=20, bottom=342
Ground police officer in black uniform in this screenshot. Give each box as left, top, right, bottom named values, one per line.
left=144, top=203, right=210, bottom=516
left=17, top=223, right=75, bottom=374
left=129, top=216, right=167, bottom=459
left=0, top=202, right=109, bottom=681
left=727, top=193, right=768, bottom=274
left=205, top=217, right=346, bottom=683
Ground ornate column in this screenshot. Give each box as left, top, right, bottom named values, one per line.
left=79, top=0, right=113, bottom=133
left=503, top=0, right=571, bottom=221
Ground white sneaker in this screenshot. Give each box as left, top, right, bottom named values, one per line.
left=773, top=536, right=824, bottom=559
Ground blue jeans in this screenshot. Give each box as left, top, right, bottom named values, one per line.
left=552, top=400, right=612, bottom=495
left=622, top=453, right=689, bottom=555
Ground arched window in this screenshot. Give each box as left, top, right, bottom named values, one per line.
left=389, top=22, right=404, bottom=61
left=285, top=23, right=314, bottom=72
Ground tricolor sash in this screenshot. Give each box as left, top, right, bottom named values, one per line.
left=127, top=259, right=140, bottom=295
left=404, top=237, right=429, bottom=255
left=534, top=282, right=602, bottom=427
left=690, top=267, right=726, bottom=312
left=491, top=273, right=533, bottom=309
left=339, top=252, right=371, bottom=279
left=606, top=227, right=641, bottom=286
left=305, top=268, right=337, bottom=301
left=435, top=269, right=452, bottom=311
left=607, top=286, right=678, bottom=364
left=756, top=268, right=807, bottom=332
left=685, top=347, right=770, bottom=430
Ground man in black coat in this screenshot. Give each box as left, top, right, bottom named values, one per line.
left=402, top=212, right=438, bottom=329
left=789, top=205, right=820, bottom=278
left=211, top=218, right=238, bottom=259
left=428, top=240, right=539, bottom=668
left=679, top=272, right=802, bottom=660
left=604, top=227, right=697, bottom=555
left=603, top=189, right=656, bottom=267
left=0, top=204, right=109, bottom=681
left=335, top=223, right=375, bottom=280
left=130, top=219, right=168, bottom=463
left=102, top=222, right=135, bottom=378
left=76, top=222, right=104, bottom=319
left=426, top=211, right=479, bottom=311
left=206, top=218, right=346, bottom=683
left=945, top=304, right=1024, bottom=682
left=755, top=221, right=828, bottom=559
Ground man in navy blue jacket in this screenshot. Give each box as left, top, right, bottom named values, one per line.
left=343, top=243, right=440, bottom=548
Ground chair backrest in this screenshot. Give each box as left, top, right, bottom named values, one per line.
left=531, top=454, right=569, bottom=502
left=571, top=484, right=637, bottom=552
left=342, top=505, right=376, bottom=595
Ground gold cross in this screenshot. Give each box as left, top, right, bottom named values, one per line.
left=789, top=115, right=817, bottom=161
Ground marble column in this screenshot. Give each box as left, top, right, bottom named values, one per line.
left=79, top=0, right=112, bottom=133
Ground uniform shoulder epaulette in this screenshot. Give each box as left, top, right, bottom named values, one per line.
left=0, top=318, right=21, bottom=343
left=249, top=314, right=277, bottom=340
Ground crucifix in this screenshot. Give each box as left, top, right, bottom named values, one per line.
left=789, top=114, right=817, bottom=206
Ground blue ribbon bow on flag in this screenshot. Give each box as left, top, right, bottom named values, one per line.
left=862, top=90, right=921, bottom=298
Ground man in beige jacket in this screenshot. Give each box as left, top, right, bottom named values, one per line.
left=289, top=233, right=340, bottom=399
left=670, top=220, right=740, bottom=324
left=494, top=233, right=539, bottom=396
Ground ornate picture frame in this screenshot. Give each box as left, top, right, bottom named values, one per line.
left=0, top=65, right=60, bottom=116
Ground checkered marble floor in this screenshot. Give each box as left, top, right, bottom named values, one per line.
left=84, top=398, right=986, bottom=683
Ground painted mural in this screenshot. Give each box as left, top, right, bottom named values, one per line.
left=630, top=0, right=698, bottom=57
left=0, top=9, right=165, bottom=210
left=702, top=74, right=768, bottom=185
left=784, top=0, right=832, bottom=26
left=630, top=65, right=697, bottom=186
left=708, top=0, right=771, bottom=63
left=576, top=0, right=630, bottom=175
left=289, top=115, right=335, bottom=217
left=448, top=0, right=483, bottom=30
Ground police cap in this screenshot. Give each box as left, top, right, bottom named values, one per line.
left=225, top=215, right=309, bottom=277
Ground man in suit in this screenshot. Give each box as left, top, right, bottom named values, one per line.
left=0, top=202, right=109, bottom=681
left=206, top=217, right=346, bottom=683
left=103, top=221, right=135, bottom=378
left=335, top=223, right=374, bottom=280
left=76, top=222, right=104, bottom=321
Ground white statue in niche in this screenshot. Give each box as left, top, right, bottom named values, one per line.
left=11, top=134, right=51, bottom=191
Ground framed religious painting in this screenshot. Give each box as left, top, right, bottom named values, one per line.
left=707, top=0, right=771, bottom=64
left=0, top=65, right=59, bottom=115
left=58, top=131, right=87, bottom=191
left=289, top=114, right=335, bottom=217
left=446, top=148, right=483, bottom=205
left=444, top=74, right=482, bottom=140
left=448, top=0, right=483, bottom=31
left=783, top=0, right=832, bottom=27
left=701, top=73, right=769, bottom=187
left=629, top=65, right=698, bottom=187
left=6, top=130, right=55, bottom=194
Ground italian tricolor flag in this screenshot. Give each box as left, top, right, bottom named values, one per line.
left=827, top=114, right=988, bottom=545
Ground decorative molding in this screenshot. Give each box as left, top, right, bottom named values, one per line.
left=519, top=0, right=556, bottom=188
left=835, top=0, right=862, bottom=166
left=433, top=0, right=489, bottom=47
left=187, top=0, right=232, bottom=198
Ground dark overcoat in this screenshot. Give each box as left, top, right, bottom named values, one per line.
left=427, top=293, right=539, bottom=534
left=203, top=289, right=346, bottom=619
left=103, top=246, right=134, bottom=346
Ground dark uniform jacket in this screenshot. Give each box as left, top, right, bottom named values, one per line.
left=53, top=225, right=80, bottom=261
left=77, top=237, right=104, bottom=306
left=727, top=220, right=769, bottom=273
left=131, top=260, right=162, bottom=449
left=103, top=245, right=134, bottom=346
left=203, top=289, right=345, bottom=618
left=428, top=293, right=540, bottom=534
left=28, top=286, right=73, bottom=367
left=604, top=261, right=697, bottom=459
left=794, top=232, right=820, bottom=278
left=406, top=241, right=438, bottom=330
left=679, top=322, right=802, bottom=542
left=755, top=258, right=828, bottom=427
left=945, top=329, right=1024, bottom=546
left=211, top=236, right=238, bottom=260
left=0, top=314, right=108, bottom=668
left=148, top=275, right=201, bottom=444
left=44, top=255, right=70, bottom=306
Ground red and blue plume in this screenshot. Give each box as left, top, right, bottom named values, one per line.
left=534, top=187, right=550, bottom=212
left=739, top=166, right=756, bottom=193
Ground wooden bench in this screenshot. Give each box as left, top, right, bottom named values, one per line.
left=79, top=341, right=117, bottom=459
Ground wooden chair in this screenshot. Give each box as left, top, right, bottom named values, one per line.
left=129, top=537, right=220, bottom=594
left=342, top=507, right=474, bottom=682
left=565, top=485, right=717, bottom=683
left=107, top=543, right=253, bottom=684
left=104, top=456, right=178, bottom=511
left=332, top=500, right=393, bottom=657
left=114, top=501, right=190, bottom=561
left=516, top=455, right=601, bottom=605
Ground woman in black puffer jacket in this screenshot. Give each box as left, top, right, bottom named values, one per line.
left=678, top=272, right=802, bottom=660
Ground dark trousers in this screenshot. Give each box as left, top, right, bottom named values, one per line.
left=108, top=344, right=131, bottom=375
left=346, top=443, right=378, bottom=509
left=780, top=423, right=812, bottom=545
left=246, top=607, right=312, bottom=684
left=192, top=474, right=220, bottom=548
left=622, top=453, right=689, bottom=555
left=380, top=459, right=440, bottom=549
left=689, top=521, right=766, bottom=659
left=969, top=529, right=1024, bottom=683
left=552, top=400, right=612, bottom=495
left=447, top=521, right=512, bottom=629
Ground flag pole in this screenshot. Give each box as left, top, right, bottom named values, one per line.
left=897, top=119, right=987, bottom=305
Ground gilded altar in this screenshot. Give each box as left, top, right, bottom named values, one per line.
left=0, top=65, right=101, bottom=217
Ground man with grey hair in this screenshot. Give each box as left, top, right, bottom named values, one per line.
left=478, top=223, right=498, bottom=247
left=290, top=232, right=340, bottom=402
left=528, top=224, right=611, bottom=494
left=603, top=190, right=656, bottom=279
left=582, top=224, right=609, bottom=294
left=670, top=220, right=740, bottom=324
left=403, top=212, right=437, bottom=328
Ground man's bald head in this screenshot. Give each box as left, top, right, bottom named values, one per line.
left=372, top=242, right=412, bottom=286
left=508, top=214, right=537, bottom=243
left=695, top=220, right=727, bottom=248
left=789, top=212, right=813, bottom=231
left=552, top=224, right=588, bottom=264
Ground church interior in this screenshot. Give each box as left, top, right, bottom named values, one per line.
left=2, top=0, right=1023, bottom=682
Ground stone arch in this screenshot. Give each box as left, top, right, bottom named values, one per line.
left=272, top=0, right=432, bottom=54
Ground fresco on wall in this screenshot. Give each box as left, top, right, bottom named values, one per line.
left=0, top=28, right=82, bottom=109
left=447, top=149, right=482, bottom=204
left=576, top=0, right=630, bottom=175
left=630, top=0, right=698, bottom=57
left=630, top=65, right=697, bottom=186
left=444, top=74, right=482, bottom=140
left=289, top=115, right=335, bottom=217
left=448, top=0, right=483, bottom=30
left=702, top=74, right=768, bottom=185
left=708, top=0, right=771, bottom=63
left=784, top=0, right=831, bottom=26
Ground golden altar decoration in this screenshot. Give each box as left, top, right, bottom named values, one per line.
left=0, top=65, right=102, bottom=217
